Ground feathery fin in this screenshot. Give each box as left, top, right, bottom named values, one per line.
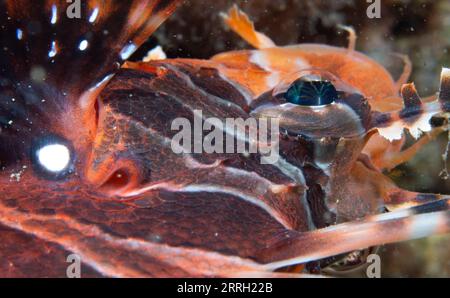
left=220, top=5, right=276, bottom=49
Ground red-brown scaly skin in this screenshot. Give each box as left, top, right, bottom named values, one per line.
left=0, top=2, right=448, bottom=277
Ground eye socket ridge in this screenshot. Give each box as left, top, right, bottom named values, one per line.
left=284, top=79, right=339, bottom=106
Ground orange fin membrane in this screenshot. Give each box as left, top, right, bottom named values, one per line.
left=220, top=4, right=276, bottom=49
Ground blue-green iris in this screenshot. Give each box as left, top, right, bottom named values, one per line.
left=285, top=79, right=338, bottom=106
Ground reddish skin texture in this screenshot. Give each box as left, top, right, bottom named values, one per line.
left=0, top=2, right=448, bottom=277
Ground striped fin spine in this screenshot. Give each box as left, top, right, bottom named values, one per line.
left=373, top=68, right=449, bottom=141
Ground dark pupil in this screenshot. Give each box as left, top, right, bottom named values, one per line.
left=285, top=79, right=338, bottom=106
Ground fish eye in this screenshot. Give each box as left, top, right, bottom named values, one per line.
left=31, top=135, right=74, bottom=179
left=284, top=79, right=338, bottom=106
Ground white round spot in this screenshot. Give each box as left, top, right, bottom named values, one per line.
left=78, top=40, right=89, bottom=51
left=37, top=144, right=71, bottom=172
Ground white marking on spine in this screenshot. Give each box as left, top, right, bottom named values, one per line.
left=120, top=43, right=137, bottom=60
left=50, top=5, right=58, bottom=25
left=409, top=212, right=441, bottom=239
left=16, top=29, right=23, bottom=40
left=89, top=7, right=99, bottom=23
left=48, top=41, right=57, bottom=58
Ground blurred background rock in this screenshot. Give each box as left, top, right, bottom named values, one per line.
left=147, top=0, right=450, bottom=277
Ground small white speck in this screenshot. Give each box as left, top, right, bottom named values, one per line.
left=16, top=29, right=23, bottom=40
left=10, top=167, right=26, bottom=182
left=119, top=43, right=137, bottom=60
left=48, top=41, right=57, bottom=58
left=51, top=5, right=58, bottom=24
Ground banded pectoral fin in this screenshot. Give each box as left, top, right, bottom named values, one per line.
left=260, top=202, right=449, bottom=271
